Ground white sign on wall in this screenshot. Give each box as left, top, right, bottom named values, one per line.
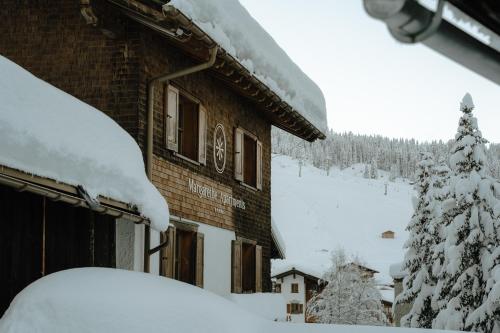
left=187, top=178, right=246, bottom=210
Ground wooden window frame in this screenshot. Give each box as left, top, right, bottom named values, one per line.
left=289, top=303, right=303, bottom=314
left=233, top=127, right=263, bottom=191
left=165, top=84, right=207, bottom=166
left=160, top=220, right=204, bottom=288
left=291, top=283, right=299, bottom=293
left=232, top=237, right=262, bottom=293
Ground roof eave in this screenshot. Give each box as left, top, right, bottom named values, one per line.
left=107, top=0, right=326, bottom=141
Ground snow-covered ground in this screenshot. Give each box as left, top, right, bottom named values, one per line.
left=0, top=268, right=454, bottom=333
left=271, top=155, right=414, bottom=285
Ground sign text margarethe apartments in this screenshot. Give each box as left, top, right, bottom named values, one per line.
left=187, top=178, right=246, bottom=210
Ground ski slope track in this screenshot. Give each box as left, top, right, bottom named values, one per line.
left=271, top=155, right=414, bottom=284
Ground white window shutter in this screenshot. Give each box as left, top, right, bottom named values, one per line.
left=165, top=85, right=179, bottom=152
left=198, top=105, right=207, bottom=165
left=234, top=128, right=244, bottom=181
left=256, top=140, right=263, bottom=190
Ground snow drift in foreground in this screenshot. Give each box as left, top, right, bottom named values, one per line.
left=165, top=0, right=327, bottom=132
left=0, top=55, right=169, bottom=231
left=0, top=268, right=454, bottom=333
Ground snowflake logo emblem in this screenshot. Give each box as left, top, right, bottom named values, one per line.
left=213, top=124, right=226, bottom=173
left=216, top=137, right=224, bottom=161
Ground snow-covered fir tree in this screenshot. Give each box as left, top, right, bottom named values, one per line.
left=272, top=127, right=500, bottom=181
left=363, top=165, right=370, bottom=179
left=307, top=249, right=387, bottom=326
left=433, top=94, right=500, bottom=332
left=397, top=152, right=437, bottom=328
left=428, top=158, right=453, bottom=313
left=370, top=159, right=379, bottom=179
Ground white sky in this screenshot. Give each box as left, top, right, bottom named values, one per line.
left=239, top=0, right=500, bottom=143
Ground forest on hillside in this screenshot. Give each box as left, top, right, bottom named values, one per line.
left=272, top=128, right=500, bottom=181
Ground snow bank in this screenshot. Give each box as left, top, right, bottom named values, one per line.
left=228, top=293, right=287, bottom=322
left=164, top=0, right=327, bottom=132
left=0, top=56, right=169, bottom=231
left=0, top=268, right=455, bottom=333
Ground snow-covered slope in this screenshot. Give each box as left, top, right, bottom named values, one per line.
left=271, top=155, right=414, bottom=284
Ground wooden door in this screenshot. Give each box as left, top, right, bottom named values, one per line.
left=175, top=229, right=196, bottom=285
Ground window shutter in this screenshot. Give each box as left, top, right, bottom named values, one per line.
left=256, top=140, right=263, bottom=190
left=195, top=232, right=204, bottom=288
left=287, top=304, right=291, bottom=314
left=160, top=226, right=176, bottom=278
left=231, top=239, right=242, bottom=293
left=234, top=128, right=244, bottom=181
left=299, top=304, right=304, bottom=314
left=198, top=105, right=207, bottom=165
left=255, top=245, right=262, bottom=292
left=165, top=85, right=179, bottom=152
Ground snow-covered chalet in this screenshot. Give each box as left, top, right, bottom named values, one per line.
left=0, top=0, right=327, bottom=314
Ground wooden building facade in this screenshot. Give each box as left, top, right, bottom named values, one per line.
left=0, top=0, right=323, bottom=314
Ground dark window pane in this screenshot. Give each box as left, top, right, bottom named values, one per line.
left=178, top=94, right=199, bottom=161
left=241, top=243, right=256, bottom=293
left=243, top=135, right=257, bottom=187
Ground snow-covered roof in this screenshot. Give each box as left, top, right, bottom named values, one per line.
left=389, top=262, right=408, bottom=280
left=272, top=263, right=323, bottom=280
left=0, top=268, right=456, bottom=333
left=271, top=218, right=286, bottom=259
left=0, top=55, right=169, bottom=231
left=377, top=286, right=394, bottom=304
left=228, top=293, right=287, bottom=322
left=163, top=0, right=328, bottom=133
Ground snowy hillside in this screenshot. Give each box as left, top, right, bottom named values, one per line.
left=271, top=155, right=414, bottom=284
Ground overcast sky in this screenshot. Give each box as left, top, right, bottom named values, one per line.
left=239, top=0, right=499, bottom=143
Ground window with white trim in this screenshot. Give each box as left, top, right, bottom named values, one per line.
left=165, top=85, right=207, bottom=164
left=233, top=128, right=262, bottom=190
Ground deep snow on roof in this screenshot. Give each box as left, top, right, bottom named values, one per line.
left=0, top=268, right=454, bottom=333
left=0, top=55, right=169, bottom=231
left=165, top=0, right=328, bottom=133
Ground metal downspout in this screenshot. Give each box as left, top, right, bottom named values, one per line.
left=143, top=46, right=218, bottom=273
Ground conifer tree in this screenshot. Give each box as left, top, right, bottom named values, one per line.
left=433, top=94, right=500, bottom=332
left=396, top=152, right=436, bottom=328
left=370, top=159, right=378, bottom=179
left=307, top=249, right=387, bottom=326
left=363, top=165, right=370, bottom=179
